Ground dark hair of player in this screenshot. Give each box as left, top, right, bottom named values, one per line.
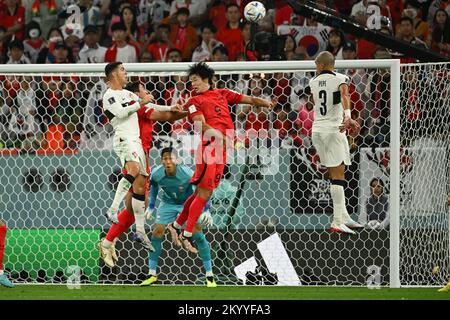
left=188, top=62, right=215, bottom=85
left=105, top=61, right=123, bottom=81
left=124, top=81, right=141, bottom=93
left=161, top=147, right=175, bottom=158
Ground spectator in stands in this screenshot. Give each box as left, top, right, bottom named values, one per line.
left=427, top=0, right=450, bottom=26
left=36, top=27, right=64, bottom=64
left=295, top=93, right=314, bottom=147
left=105, top=22, right=139, bottom=63
left=169, top=0, right=208, bottom=27
left=137, top=0, right=170, bottom=31
left=216, top=3, right=244, bottom=61
left=7, top=39, right=31, bottom=64
left=397, top=3, right=430, bottom=45
left=169, top=7, right=198, bottom=61
left=326, top=29, right=346, bottom=59
left=65, top=35, right=82, bottom=62
left=209, top=0, right=233, bottom=30
left=119, top=5, right=144, bottom=46
left=53, top=41, right=72, bottom=63
left=191, top=22, right=222, bottom=62
left=146, top=23, right=172, bottom=62
left=23, top=21, right=45, bottom=64
left=0, top=26, right=7, bottom=63
left=106, top=1, right=133, bottom=39
left=394, top=16, right=427, bottom=62
left=283, top=34, right=297, bottom=61
left=430, top=9, right=450, bottom=57
left=139, top=50, right=153, bottom=62
left=365, top=178, right=389, bottom=230
left=351, top=0, right=368, bottom=20
left=273, top=106, right=302, bottom=149
left=0, top=0, right=25, bottom=40
left=167, top=47, right=183, bottom=62
left=211, top=44, right=228, bottom=62
left=78, top=25, right=107, bottom=63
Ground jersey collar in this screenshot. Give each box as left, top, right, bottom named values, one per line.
left=318, top=70, right=335, bottom=76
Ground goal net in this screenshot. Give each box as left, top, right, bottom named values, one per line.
left=0, top=61, right=448, bottom=287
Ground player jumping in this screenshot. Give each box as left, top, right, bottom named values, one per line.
left=308, top=51, right=363, bottom=234
left=99, top=79, right=187, bottom=267
left=140, top=147, right=216, bottom=287
left=168, top=62, right=276, bottom=252
left=0, top=219, right=14, bottom=288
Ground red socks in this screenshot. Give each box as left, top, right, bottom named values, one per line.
left=184, top=196, right=207, bottom=234
left=0, top=225, right=6, bottom=270
left=105, top=209, right=135, bottom=242
left=175, top=193, right=197, bottom=227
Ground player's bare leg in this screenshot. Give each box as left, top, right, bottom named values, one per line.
left=106, top=161, right=140, bottom=224
left=328, top=164, right=360, bottom=234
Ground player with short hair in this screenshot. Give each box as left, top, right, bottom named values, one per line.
left=0, top=219, right=15, bottom=288
left=140, top=147, right=216, bottom=287
left=99, top=72, right=186, bottom=266
left=308, top=51, right=363, bottom=234
left=168, top=62, right=276, bottom=252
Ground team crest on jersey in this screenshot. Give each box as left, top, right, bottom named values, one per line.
left=108, top=97, right=116, bottom=104
left=188, top=104, right=197, bottom=113
left=132, top=151, right=138, bottom=158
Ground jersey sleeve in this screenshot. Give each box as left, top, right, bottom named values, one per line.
left=338, top=74, right=351, bottom=88
left=137, top=105, right=155, bottom=120
left=185, top=97, right=203, bottom=119
left=219, top=89, right=243, bottom=104
left=103, top=91, right=140, bottom=120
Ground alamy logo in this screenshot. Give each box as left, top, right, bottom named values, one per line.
left=233, top=233, right=301, bottom=286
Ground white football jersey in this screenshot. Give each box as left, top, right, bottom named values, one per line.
left=102, top=89, right=140, bottom=140
left=309, top=70, right=350, bottom=133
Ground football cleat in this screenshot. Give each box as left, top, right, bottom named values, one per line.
left=345, top=219, right=364, bottom=229
left=206, top=276, right=217, bottom=288
left=98, top=240, right=115, bottom=268
left=140, top=275, right=158, bottom=287
left=330, top=223, right=356, bottom=235
left=133, top=232, right=155, bottom=252
left=438, top=280, right=450, bottom=293
left=0, top=274, right=15, bottom=288
left=105, top=208, right=119, bottom=224
left=179, top=234, right=198, bottom=254
left=110, top=241, right=119, bottom=263
left=167, top=223, right=182, bottom=247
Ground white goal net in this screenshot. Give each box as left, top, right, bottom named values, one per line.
left=0, top=61, right=448, bottom=287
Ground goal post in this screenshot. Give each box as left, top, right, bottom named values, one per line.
left=3, top=59, right=448, bottom=288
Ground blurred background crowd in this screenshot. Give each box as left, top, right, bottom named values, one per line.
left=0, top=0, right=448, bottom=153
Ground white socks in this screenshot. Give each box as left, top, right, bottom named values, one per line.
left=132, top=194, right=146, bottom=234
left=110, top=175, right=135, bottom=212
left=330, top=184, right=346, bottom=225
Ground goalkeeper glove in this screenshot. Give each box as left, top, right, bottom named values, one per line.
left=198, top=210, right=213, bottom=227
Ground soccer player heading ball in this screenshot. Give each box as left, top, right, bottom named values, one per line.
left=308, top=51, right=363, bottom=234
left=168, top=62, right=277, bottom=252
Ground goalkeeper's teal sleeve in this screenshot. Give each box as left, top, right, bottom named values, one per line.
left=148, top=179, right=158, bottom=210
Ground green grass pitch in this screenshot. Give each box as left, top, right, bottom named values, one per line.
left=1, top=285, right=449, bottom=300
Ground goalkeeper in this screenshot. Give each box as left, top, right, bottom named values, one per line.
left=140, top=147, right=216, bottom=288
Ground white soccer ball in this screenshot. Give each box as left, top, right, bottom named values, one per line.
left=244, top=1, right=266, bottom=23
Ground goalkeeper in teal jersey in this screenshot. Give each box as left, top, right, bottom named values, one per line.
left=140, top=147, right=216, bottom=288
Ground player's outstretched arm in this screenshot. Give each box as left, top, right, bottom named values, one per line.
left=239, top=95, right=277, bottom=110
left=104, top=93, right=153, bottom=119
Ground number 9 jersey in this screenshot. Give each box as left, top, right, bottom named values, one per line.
left=309, top=70, right=350, bottom=133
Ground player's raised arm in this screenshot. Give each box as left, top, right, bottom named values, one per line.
left=103, top=93, right=153, bottom=119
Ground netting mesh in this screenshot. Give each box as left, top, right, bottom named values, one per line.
left=0, top=62, right=448, bottom=286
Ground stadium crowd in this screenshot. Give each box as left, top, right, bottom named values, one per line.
left=0, top=0, right=448, bottom=152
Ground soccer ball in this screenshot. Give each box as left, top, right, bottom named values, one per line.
left=244, top=1, right=266, bottom=23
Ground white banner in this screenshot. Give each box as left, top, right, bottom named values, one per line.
left=277, top=25, right=331, bottom=58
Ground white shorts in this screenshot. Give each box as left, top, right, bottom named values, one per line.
left=113, top=136, right=148, bottom=176
left=311, top=131, right=351, bottom=167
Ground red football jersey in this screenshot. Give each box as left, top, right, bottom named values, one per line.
left=186, top=89, right=243, bottom=137
left=137, top=106, right=154, bottom=153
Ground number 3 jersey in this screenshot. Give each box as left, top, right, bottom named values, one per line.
left=309, top=70, right=350, bottom=133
